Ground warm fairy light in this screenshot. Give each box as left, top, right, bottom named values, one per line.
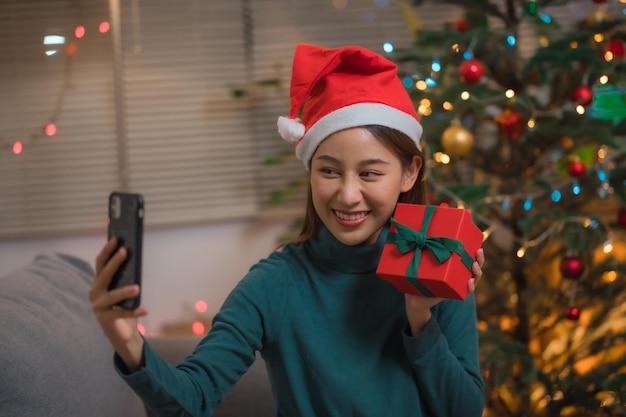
left=603, top=240, right=614, bottom=254
left=599, top=75, right=609, bottom=84
left=594, top=33, right=604, bottom=43
left=602, top=271, right=617, bottom=283
left=74, top=25, right=85, bottom=39
left=12, top=141, right=23, bottom=155
left=604, top=51, right=614, bottom=62
left=527, top=118, right=536, bottom=129
left=505, top=89, right=515, bottom=98
left=576, top=105, right=586, bottom=115
left=192, top=321, right=205, bottom=336
left=332, top=0, right=348, bottom=9
left=420, top=98, right=431, bottom=107
left=442, top=101, right=454, bottom=110
left=66, top=43, right=77, bottom=56
left=570, top=41, right=578, bottom=48
left=539, top=36, right=549, bottom=47
left=45, top=123, right=57, bottom=136
left=451, top=43, right=460, bottom=53
left=434, top=152, right=451, bottom=164
left=137, top=323, right=146, bottom=335
left=418, top=105, right=432, bottom=116
left=598, top=148, right=607, bottom=159
left=517, top=247, right=526, bottom=258
left=195, top=300, right=208, bottom=313
left=415, top=80, right=427, bottom=90
left=460, top=91, right=470, bottom=100
left=99, top=21, right=111, bottom=33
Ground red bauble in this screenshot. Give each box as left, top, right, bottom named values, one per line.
left=565, top=306, right=581, bottom=321
left=560, top=255, right=585, bottom=279
left=618, top=208, right=626, bottom=228
left=607, top=39, right=625, bottom=58
left=495, top=109, right=525, bottom=140
left=455, top=19, right=469, bottom=32
left=459, top=59, right=485, bottom=84
left=567, top=160, right=586, bottom=179
left=572, top=85, right=593, bottom=106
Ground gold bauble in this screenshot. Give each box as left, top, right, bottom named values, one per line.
left=586, top=6, right=610, bottom=27
left=441, top=124, right=474, bottom=157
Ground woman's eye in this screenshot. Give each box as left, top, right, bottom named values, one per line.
left=361, top=171, right=380, bottom=178
left=320, top=167, right=338, bottom=175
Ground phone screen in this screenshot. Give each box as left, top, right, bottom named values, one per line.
left=107, top=192, right=144, bottom=310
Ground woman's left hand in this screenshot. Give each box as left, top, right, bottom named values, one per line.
left=404, top=248, right=485, bottom=336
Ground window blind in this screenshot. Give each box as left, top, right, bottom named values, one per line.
left=0, top=0, right=117, bottom=238
left=120, top=0, right=256, bottom=226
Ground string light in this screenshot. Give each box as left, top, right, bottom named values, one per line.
left=461, top=91, right=471, bottom=100
left=195, top=300, right=208, bottom=313
left=74, top=25, right=85, bottom=39
left=4, top=21, right=111, bottom=154
left=602, top=240, right=614, bottom=254
left=45, top=123, right=57, bottom=137
left=576, top=105, right=586, bottom=115
left=12, top=141, right=23, bottom=155
left=98, top=21, right=111, bottom=34
left=505, top=89, right=515, bottom=98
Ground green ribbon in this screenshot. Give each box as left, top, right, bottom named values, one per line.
left=385, top=205, right=475, bottom=297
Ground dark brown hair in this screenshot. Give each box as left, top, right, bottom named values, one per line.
left=290, top=125, right=426, bottom=245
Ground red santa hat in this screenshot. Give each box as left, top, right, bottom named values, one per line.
left=277, top=43, right=422, bottom=169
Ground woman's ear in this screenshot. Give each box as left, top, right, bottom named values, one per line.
left=400, top=155, right=422, bottom=193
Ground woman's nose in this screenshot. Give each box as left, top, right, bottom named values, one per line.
left=337, top=175, right=362, bottom=206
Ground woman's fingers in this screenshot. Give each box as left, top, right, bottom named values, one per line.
left=92, top=284, right=139, bottom=311
left=91, top=245, right=127, bottom=299
left=95, top=237, right=119, bottom=274
left=468, top=248, right=485, bottom=293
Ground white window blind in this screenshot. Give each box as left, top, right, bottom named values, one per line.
left=0, top=0, right=118, bottom=238
left=120, top=0, right=257, bottom=225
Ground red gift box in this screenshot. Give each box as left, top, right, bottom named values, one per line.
left=376, top=203, right=483, bottom=300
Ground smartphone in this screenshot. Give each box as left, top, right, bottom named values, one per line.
left=107, top=191, right=144, bottom=310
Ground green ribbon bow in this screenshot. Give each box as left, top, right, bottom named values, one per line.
left=385, top=205, right=475, bottom=297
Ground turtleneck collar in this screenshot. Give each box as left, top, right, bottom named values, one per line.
left=304, top=223, right=389, bottom=274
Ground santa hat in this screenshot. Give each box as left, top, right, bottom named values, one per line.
left=277, top=43, right=422, bottom=170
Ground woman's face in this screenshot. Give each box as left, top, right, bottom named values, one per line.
left=309, top=127, right=421, bottom=246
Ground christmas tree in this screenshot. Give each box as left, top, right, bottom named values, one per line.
left=390, top=0, right=626, bottom=416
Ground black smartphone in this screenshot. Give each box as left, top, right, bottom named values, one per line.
left=107, top=191, right=144, bottom=310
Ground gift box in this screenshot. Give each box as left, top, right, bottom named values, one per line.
left=376, top=203, right=483, bottom=300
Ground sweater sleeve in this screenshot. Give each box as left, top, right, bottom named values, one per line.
left=114, top=260, right=288, bottom=417
left=401, top=292, right=484, bottom=417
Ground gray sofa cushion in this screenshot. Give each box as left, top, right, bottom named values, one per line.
left=0, top=253, right=147, bottom=417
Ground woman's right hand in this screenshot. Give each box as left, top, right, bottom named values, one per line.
left=89, top=237, right=147, bottom=372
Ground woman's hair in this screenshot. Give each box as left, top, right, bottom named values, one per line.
left=290, top=125, right=426, bottom=245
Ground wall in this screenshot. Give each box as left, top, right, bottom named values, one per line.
left=0, top=216, right=295, bottom=336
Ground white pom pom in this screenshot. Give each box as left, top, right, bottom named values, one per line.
left=277, top=116, right=305, bottom=143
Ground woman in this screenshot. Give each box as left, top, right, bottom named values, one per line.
left=90, top=43, right=485, bottom=417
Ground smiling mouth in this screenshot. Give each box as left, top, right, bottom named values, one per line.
left=333, top=210, right=369, bottom=221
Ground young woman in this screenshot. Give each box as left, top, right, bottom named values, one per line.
left=90, top=43, right=485, bottom=417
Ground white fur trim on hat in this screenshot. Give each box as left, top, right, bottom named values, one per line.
left=277, top=116, right=305, bottom=143
left=295, top=102, right=423, bottom=170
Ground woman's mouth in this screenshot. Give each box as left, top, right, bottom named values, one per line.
left=333, top=210, right=369, bottom=226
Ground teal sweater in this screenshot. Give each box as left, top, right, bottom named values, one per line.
left=117, top=225, right=484, bottom=416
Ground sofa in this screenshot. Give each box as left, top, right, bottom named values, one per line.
left=0, top=253, right=275, bottom=417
